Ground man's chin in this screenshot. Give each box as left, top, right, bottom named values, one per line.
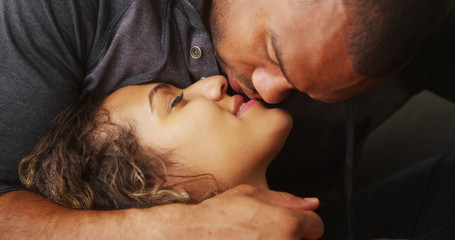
left=308, top=91, right=357, bottom=103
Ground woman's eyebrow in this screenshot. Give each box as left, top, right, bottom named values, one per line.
left=148, top=83, right=170, bottom=112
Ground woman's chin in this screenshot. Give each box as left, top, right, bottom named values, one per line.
left=274, top=108, right=293, bottom=135
left=271, top=108, right=294, bottom=149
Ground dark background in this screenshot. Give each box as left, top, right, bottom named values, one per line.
left=356, top=90, right=455, bottom=189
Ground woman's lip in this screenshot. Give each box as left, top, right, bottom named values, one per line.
left=237, top=99, right=259, bottom=117
left=233, top=94, right=245, bottom=116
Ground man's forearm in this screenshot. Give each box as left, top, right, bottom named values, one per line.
left=0, top=185, right=324, bottom=240
left=0, top=190, right=175, bottom=239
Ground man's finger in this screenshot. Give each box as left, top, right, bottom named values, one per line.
left=296, top=210, right=324, bottom=240
left=231, top=184, right=320, bottom=211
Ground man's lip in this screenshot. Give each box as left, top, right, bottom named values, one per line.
left=228, top=75, right=260, bottom=100
left=228, top=76, right=245, bottom=95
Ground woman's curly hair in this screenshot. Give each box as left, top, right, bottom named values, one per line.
left=19, top=91, right=217, bottom=210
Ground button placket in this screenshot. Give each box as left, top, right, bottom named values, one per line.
left=188, top=34, right=219, bottom=81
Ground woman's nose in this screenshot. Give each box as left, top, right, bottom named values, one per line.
left=186, top=75, right=228, bottom=101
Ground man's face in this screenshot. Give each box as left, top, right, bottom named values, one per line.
left=210, top=0, right=385, bottom=103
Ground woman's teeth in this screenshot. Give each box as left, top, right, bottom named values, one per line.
left=239, top=103, right=246, bottom=112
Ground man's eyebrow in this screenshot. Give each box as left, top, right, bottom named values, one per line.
left=149, top=83, right=170, bottom=112
left=270, top=30, right=297, bottom=88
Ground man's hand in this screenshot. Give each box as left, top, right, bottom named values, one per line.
left=166, top=185, right=324, bottom=240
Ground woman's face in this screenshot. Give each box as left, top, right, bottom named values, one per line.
left=103, top=76, right=292, bottom=190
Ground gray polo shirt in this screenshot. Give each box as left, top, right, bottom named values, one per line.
left=0, top=0, right=218, bottom=195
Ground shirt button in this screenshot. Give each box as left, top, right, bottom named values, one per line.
left=190, top=46, right=202, bottom=59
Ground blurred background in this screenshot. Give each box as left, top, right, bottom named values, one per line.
left=356, top=90, right=455, bottom=189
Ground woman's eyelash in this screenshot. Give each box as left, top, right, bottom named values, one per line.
left=171, top=92, right=184, bottom=108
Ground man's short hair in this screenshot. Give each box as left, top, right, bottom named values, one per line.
left=343, top=0, right=454, bottom=77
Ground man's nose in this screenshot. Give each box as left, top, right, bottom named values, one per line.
left=252, top=68, right=292, bottom=104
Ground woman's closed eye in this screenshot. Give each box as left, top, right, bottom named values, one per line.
left=171, top=92, right=184, bottom=108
